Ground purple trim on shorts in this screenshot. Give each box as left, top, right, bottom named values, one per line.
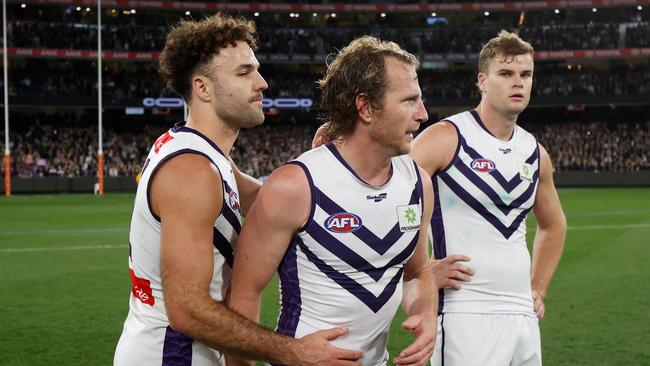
left=325, top=143, right=393, bottom=187
left=285, top=161, right=317, bottom=233
left=277, top=238, right=301, bottom=338
left=469, top=109, right=514, bottom=142
left=162, top=326, right=193, bottom=366
left=212, top=228, right=234, bottom=268
left=440, top=314, right=446, bottom=366
left=295, top=236, right=404, bottom=313
left=146, top=149, right=218, bottom=222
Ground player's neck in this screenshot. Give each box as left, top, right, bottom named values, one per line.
left=335, top=134, right=393, bottom=187
left=185, top=106, right=239, bottom=156
left=475, top=102, right=518, bottom=141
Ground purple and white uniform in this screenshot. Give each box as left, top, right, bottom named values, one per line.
left=278, top=143, right=424, bottom=366
left=430, top=110, right=542, bottom=366
left=114, top=122, right=242, bottom=366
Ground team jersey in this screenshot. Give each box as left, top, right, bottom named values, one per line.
left=114, top=122, right=242, bottom=366
left=431, top=110, right=540, bottom=315
left=277, top=143, right=424, bottom=366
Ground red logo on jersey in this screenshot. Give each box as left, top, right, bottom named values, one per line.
left=229, top=191, right=240, bottom=211
left=130, top=269, right=155, bottom=306
left=470, top=158, right=496, bottom=173
left=324, top=212, right=363, bottom=233
left=153, top=131, right=174, bottom=153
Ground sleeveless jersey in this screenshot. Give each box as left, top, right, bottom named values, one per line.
left=277, top=143, right=424, bottom=366
left=114, top=122, right=242, bottom=366
left=431, top=110, right=540, bottom=315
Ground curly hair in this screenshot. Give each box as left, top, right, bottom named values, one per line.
left=318, top=36, right=419, bottom=140
left=478, top=30, right=534, bottom=73
left=159, top=15, right=257, bottom=102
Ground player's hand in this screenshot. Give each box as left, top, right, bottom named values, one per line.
left=432, top=255, right=474, bottom=290
left=290, top=327, right=363, bottom=366
left=532, top=290, right=545, bottom=319
left=311, top=123, right=331, bottom=149
left=393, top=315, right=436, bottom=366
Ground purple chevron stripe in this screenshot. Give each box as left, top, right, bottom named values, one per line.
left=527, top=144, right=540, bottom=164
left=306, top=224, right=418, bottom=282
left=315, top=186, right=419, bottom=255
left=460, top=139, right=538, bottom=193
left=285, top=161, right=318, bottom=232
left=453, top=159, right=539, bottom=216
left=212, top=228, right=234, bottom=267
left=295, top=237, right=404, bottom=313
left=162, top=326, right=193, bottom=366
left=440, top=174, right=531, bottom=239
left=277, top=238, right=301, bottom=338
left=431, top=177, right=447, bottom=314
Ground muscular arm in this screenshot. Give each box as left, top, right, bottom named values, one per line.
left=394, top=167, right=437, bottom=366
left=530, top=144, right=567, bottom=319
left=230, top=158, right=262, bottom=216
left=227, top=164, right=363, bottom=366
left=153, top=154, right=297, bottom=363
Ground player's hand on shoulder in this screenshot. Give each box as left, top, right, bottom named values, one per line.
left=289, top=327, right=363, bottom=366
left=393, top=314, right=436, bottom=366
left=432, top=255, right=474, bottom=290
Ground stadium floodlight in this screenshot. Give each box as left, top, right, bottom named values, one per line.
left=76, top=6, right=81, bottom=11
left=86, top=7, right=91, bottom=12
left=638, top=5, right=643, bottom=11
left=312, top=13, right=317, bottom=17
left=431, top=12, right=437, bottom=17
left=130, top=9, right=136, bottom=14
left=185, top=11, right=190, bottom=16
left=380, top=13, right=386, bottom=18
left=592, top=8, right=597, bottom=12
left=253, top=12, right=259, bottom=17
left=554, top=9, right=560, bottom=14
left=20, top=3, right=25, bottom=8
left=330, top=13, right=337, bottom=18
left=484, top=11, right=490, bottom=16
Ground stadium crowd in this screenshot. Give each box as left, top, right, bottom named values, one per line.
left=2, top=117, right=648, bottom=179
left=5, top=20, right=646, bottom=53
left=7, top=61, right=650, bottom=103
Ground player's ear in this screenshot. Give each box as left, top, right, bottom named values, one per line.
left=355, top=93, right=373, bottom=124
left=477, top=72, right=487, bottom=94
left=192, top=75, right=212, bottom=103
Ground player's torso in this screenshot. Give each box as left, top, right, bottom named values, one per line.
left=432, top=111, right=540, bottom=314
left=278, top=144, right=423, bottom=365
left=115, top=123, right=242, bottom=365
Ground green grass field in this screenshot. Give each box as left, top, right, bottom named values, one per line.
left=1, top=189, right=649, bottom=365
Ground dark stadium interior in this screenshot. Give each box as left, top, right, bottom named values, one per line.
left=0, top=1, right=649, bottom=183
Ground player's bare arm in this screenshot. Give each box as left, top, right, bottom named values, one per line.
left=394, top=167, right=437, bottom=366
left=410, top=122, right=474, bottom=289
left=530, top=144, right=567, bottom=319
left=227, top=163, right=364, bottom=366
left=152, top=154, right=352, bottom=365
left=230, top=158, right=262, bottom=216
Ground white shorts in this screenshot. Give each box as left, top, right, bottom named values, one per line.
left=431, top=313, right=541, bottom=366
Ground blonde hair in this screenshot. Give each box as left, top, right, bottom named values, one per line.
left=478, top=30, right=534, bottom=73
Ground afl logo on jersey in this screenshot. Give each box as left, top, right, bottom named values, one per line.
left=324, top=212, right=362, bottom=233
left=228, top=191, right=240, bottom=211
left=471, top=158, right=496, bottom=173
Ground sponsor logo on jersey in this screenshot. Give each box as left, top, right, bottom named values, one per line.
left=396, top=204, right=421, bottom=232
left=153, top=131, right=174, bottom=153
left=324, top=212, right=362, bottom=233
left=499, top=148, right=512, bottom=154
left=470, top=158, right=496, bottom=173
left=366, top=193, right=388, bottom=202
left=229, top=190, right=240, bottom=211
left=130, top=269, right=155, bottom=306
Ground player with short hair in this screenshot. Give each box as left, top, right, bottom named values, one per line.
left=113, top=15, right=363, bottom=366
left=228, top=36, right=437, bottom=366
left=410, top=30, right=567, bottom=366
